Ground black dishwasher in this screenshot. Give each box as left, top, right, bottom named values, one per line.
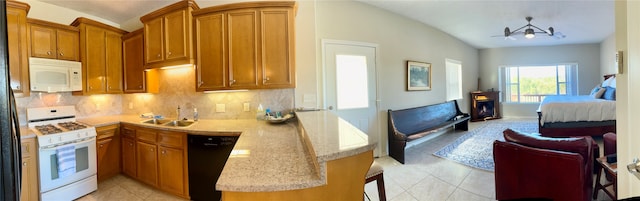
left=188, top=135, right=238, bottom=201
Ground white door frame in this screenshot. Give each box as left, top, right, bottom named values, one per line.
left=321, top=39, right=383, bottom=157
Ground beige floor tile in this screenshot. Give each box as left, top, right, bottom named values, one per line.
left=407, top=174, right=457, bottom=201
left=144, top=189, right=189, bottom=201
left=429, top=160, right=472, bottom=186
left=390, top=192, right=419, bottom=201
left=446, top=188, right=492, bottom=201
left=118, top=177, right=156, bottom=199
left=458, top=169, right=496, bottom=199
left=385, top=164, right=432, bottom=190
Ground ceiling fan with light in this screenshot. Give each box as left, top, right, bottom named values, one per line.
left=493, top=16, right=566, bottom=40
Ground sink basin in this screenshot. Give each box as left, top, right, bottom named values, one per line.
left=141, top=119, right=171, bottom=125
left=162, top=120, right=196, bottom=127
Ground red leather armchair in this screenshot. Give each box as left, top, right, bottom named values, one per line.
left=493, top=129, right=594, bottom=201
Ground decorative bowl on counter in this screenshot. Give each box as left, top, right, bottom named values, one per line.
left=266, top=114, right=294, bottom=124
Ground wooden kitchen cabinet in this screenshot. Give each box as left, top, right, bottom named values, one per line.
left=20, top=138, right=37, bottom=201
left=260, top=7, right=296, bottom=88
left=140, top=0, right=198, bottom=69
left=7, top=1, right=30, bottom=97
left=193, top=1, right=296, bottom=91
left=28, top=18, right=79, bottom=61
left=71, top=17, right=126, bottom=95
left=96, top=124, right=121, bottom=182
left=123, top=29, right=147, bottom=93
left=136, top=140, right=158, bottom=187
left=158, top=145, right=185, bottom=195
left=121, top=126, right=137, bottom=178
left=122, top=124, right=189, bottom=198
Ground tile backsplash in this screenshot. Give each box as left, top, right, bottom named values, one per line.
left=15, top=66, right=294, bottom=125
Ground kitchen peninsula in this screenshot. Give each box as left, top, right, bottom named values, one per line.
left=79, top=110, right=376, bottom=200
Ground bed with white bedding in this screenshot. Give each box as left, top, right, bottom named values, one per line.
left=536, top=75, right=617, bottom=137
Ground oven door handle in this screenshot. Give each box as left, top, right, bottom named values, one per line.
left=39, top=136, right=96, bottom=151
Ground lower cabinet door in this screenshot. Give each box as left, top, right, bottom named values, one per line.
left=20, top=156, right=36, bottom=201
left=136, top=141, right=158, bottom=186
left=122, top=137, right=136, bottom=177
left=158, top=146, right=185, bottom=196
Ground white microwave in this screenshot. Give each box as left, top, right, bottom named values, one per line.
left=29, top=57, right=82, bottom=92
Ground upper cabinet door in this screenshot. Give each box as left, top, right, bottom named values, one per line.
left=7, top=4, right=29, bottom=96
left=84, top=25, right=107, bottom=94
left=195, top=13, right=226, bottom=91
left=227, top=9, right=259, bottom=89
left=105, top=31, right=123, bottom=93
left=164, top=10, right=188, bottom=61
left=29, top=25, right=57, bottom=59
left=145, top=17, right=164, bottom=64
left=56, top=29, right=79, bottom=61
left=260, top=8, right=295, bottom=88
left=123, top=30, right=146, bottom=93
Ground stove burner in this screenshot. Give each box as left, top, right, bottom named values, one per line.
left=35, top=124, right=63, bottom=135
left=58, top=122, right=87, bottom=130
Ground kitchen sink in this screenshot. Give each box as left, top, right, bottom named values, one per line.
left=163, top=120, right=196, bottom=127
left=141, top=119, right=196, bottom=127
left=141, top=119, right=171, bottom=125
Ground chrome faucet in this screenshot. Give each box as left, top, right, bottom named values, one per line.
left=176, top=106, right=181, bottom=120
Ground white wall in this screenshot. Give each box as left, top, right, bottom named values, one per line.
left=23, top=0, right=120, bottom=28
left=479, top=44, right=601, bottom=118
left=315, top=1, right=479, bottom=155
left=600, top=34, right=617, bottom=75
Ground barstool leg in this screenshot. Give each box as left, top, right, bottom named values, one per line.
left=376, top=173, right=386, bottom=201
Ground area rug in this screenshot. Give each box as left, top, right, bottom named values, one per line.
left=433, top=120, right=538, bottom=171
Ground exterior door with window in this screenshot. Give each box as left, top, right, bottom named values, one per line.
left=323, top=40, right=380, bottom=156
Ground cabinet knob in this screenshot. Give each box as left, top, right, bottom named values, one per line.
left=139, top=85, right=143, bottom=89
left=161, top=150, right=166, bottom=154
left=198, top=81, right=204, bottom=87
left=167, top=52, right=172, bottom=56
left=230, top=80, right=236, bottom=85
left=150, top=148, right=154, bottom=152
left=108, top=86, right=112, bottom=89
left=47, top=51, right=52, bottom=55
left=59, top=51, right=64, bottom=56
left=157, top=54, right=161, bottom=58
left=99, top=144, right=103, bottom=148
left=22, top=162, right=26, bottom=166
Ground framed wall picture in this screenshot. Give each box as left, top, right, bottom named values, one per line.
left=407, top=61, right=431, bottom=91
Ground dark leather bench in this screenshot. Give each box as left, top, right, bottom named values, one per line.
left=387, top=100, right=469, bottom=164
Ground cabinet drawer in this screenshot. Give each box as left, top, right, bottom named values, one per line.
left=122, top=126, right=136, bottom=138
left=137, top=129, right=157, bottom=143
left=96, top=124, right=119, bottom=140
left=158, top=132, right=184, bottom=148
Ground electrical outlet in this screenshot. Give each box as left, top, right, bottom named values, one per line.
left=243, top=103, right=250, bottom=112
left=216, top=104, right=226, bottom=113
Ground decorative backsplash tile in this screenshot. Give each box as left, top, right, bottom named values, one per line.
left=15, top=92, right=122, bottom=125
left=15, top=66, right=294, bottom=125
left=121, top=67, right=294, bottom=120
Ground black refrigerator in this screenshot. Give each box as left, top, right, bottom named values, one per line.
left=0, top=1, right=22, bottom=201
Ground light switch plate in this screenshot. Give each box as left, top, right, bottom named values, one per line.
left=216, top=104, right=226, bottom=113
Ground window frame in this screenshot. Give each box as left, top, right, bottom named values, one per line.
left=499, top=63, right=579, bottom=103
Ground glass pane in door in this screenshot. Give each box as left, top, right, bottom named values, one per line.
left=336, top=55, right=368, bottom=110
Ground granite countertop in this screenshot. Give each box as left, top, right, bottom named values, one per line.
left=77, top=111, right=376, bottom=192
left=20, top=127, right=36, bottom=140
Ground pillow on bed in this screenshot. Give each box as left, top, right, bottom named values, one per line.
left=602, top=86, right=616, bottom=100
left=602, top=76, right=616, bottom=88
left=590, top=86, right=605, bottom=98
